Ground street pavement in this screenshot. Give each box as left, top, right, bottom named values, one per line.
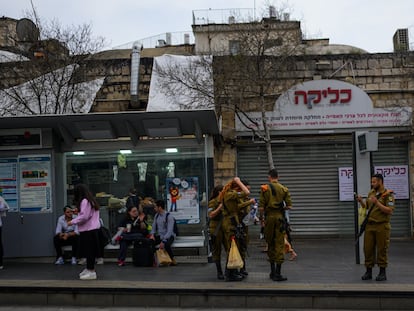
left=1, top=227, right=414, bottom=309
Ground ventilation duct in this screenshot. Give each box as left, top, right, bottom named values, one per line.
left=130, top=42, right=141, bottom=103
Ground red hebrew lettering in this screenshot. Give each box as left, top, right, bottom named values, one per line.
left=294, top=90, right=307, bottom=105
left=308, top=90, right=322, bottom=104
left=340, top=89, right=351, bottom=103
left=327, top=87, right=339, bottom=103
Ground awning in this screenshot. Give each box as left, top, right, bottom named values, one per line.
left=0, top=110, right=219, bottom=149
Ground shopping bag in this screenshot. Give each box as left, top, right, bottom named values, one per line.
left=227, top=238, right=243, bottom=269
left=155, top=249, right=172, bottom=266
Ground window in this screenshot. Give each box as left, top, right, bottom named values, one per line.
left=229, top=40, right=240, bottom=55
left=65, top=145, right=206, bottom=233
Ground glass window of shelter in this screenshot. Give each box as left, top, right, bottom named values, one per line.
left=65, top=145, right=206, bottom=234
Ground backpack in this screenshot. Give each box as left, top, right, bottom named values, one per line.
left=155, top=212, right=179, bottom=236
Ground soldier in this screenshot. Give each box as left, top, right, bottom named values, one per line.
left=219, top=177, right=250, bottom=282
left=357, top=173, right=395, bottom=281
left=259, top=168, right=292, bottom=282
left=208, top=185, right=225, bottom=280
left=237, top=180, right=255, bottom=277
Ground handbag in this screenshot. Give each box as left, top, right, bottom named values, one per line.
left=227, top=238, right=243, bottom=269
left=155, top=249, right=172, bottom=266
left=99, top=226, right=112, bottom=246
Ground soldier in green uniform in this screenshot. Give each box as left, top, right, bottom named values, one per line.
left=208, top=185, right=225, bottom=280
left=357, top=173, right=395, bottom=281
left=219, top=177, right=250, bottom=282
left=259, top=169, right=292, bottom=282
left=237, top=181, right=255, bottom=277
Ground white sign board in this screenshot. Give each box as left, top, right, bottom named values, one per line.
left=236, top=80, right=411, bottom=131
left=338, top=165, right=408, bottom=201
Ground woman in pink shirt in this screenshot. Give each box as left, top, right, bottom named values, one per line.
left=68, top=184, right=100, bottom=280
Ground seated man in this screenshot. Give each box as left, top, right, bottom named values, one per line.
left=54, top=206, right=79, bottom=265
left=116, top=205, right=148, bottom=266
left=149, top=200, right=177, bottom=266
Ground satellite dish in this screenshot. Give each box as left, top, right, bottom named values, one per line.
left=16, top=18, right=39, bottom=42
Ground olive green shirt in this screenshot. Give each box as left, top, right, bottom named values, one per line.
left=259, top=181, right=292, bottom=212
left=367, top=189, right=395, bottom=223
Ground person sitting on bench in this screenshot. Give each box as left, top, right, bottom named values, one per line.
left=54, top=206, right=79, bottom=265
left=116, top=205, right=148, bottom=266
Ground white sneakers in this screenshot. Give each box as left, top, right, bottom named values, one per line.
left=55, top=257, right=64, bottom=265
left=79, top=269, right=97, bottom=280
left=78, top=258, right=104, bottom=265
left=96, top=257, right=104, bottom=265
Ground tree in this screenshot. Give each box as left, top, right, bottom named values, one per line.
left=153, top=4, right=303, bottom=170
left=0, top=1, right=106, bottom=116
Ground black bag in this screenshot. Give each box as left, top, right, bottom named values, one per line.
left=133, top=238, right=155, bottom=267
left=99, top=226, right=112, bottom=247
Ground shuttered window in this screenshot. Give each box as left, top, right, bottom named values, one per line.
left=237, top=135, right=410, bottom=237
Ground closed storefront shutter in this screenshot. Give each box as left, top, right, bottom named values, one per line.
left=237, top=135, right=410, bottom=238
left=372, top=140, right=410, bottom=237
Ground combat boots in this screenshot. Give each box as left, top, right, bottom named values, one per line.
left=269, top=263, right=287, bottom=282
left=215, top=261, right=224, bottom=280
left=376, top=267, right=387, bottom=281
left=225, top=269, right=243, bottom=282
left=361, top=267, right=372, bottom=280
left=239, top=263, right=248, bottom=277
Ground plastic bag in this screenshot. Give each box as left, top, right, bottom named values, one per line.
left=243, top=202, right=258, bottom=226
left=155, top=249, right=172, bottom=266
left=227, top=238, right=243, bottom=269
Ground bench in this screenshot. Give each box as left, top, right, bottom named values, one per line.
left=62, top=235, right=205, bottom=253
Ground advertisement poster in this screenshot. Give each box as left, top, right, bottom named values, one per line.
left=166, top=177, right=200, bottom=224
left=0, top=158, right=18, bottom=212
left=338, top=165, right=408, bottom=201
left=18, top=155, right=52, bottom=213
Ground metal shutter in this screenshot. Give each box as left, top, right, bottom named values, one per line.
left=237, top=135, right=410, bottom=237
left=372, top=140, right=411, bottom=237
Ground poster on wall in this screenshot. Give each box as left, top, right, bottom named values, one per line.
left=338, top=165, right=408, bottom=201
left=0, top=158, right=18, bottom=212
left=18, top=155, right=52, bottom=213
left=338, top=167, right=354, bottom=202
left=166, top=177, right=200, bottom=224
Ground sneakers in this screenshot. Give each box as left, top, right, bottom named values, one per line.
left=55, top=257, right=64, bottom=265
left=71, top=257, right=77, bottom=265
left=170, top=258, right=177, bottom=266
left=79, top=270, right=97, bottom=280
left=117, top=260, right=125, bottom=267
left=96, top=258, right=104, bottom=265
left=79, top=269, right=88, bottom=277
left=78, top=258, right=86, bottom=265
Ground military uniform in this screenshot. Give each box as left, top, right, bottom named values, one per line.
left=237, top=197, right=252, bottom=275
left=222, top=189, right=248, bottom=281
left=259, top=181, right=292, bottom=281
left=208, top=196, right=226, bottom=279
left=363, top=188, right=395, bottom=278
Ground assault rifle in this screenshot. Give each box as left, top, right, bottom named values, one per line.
left=355, top=191, right=388, bottom=243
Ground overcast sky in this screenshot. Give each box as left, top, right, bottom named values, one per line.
left=2, top=0, right=413, bottom=53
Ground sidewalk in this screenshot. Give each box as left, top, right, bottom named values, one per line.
left=1, top=236, right=414, bottom=309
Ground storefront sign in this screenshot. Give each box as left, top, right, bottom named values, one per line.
left=236, top=80, right=411, bottom=131
left=0, top=158, right=18, bottom=212
left=166, top=176, right=200, bottom=224
left=338, top=165, right=408, bottom=201
left=18, top=155, right=52, bottom=213
left=0, top=129, right=41, bottom=150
